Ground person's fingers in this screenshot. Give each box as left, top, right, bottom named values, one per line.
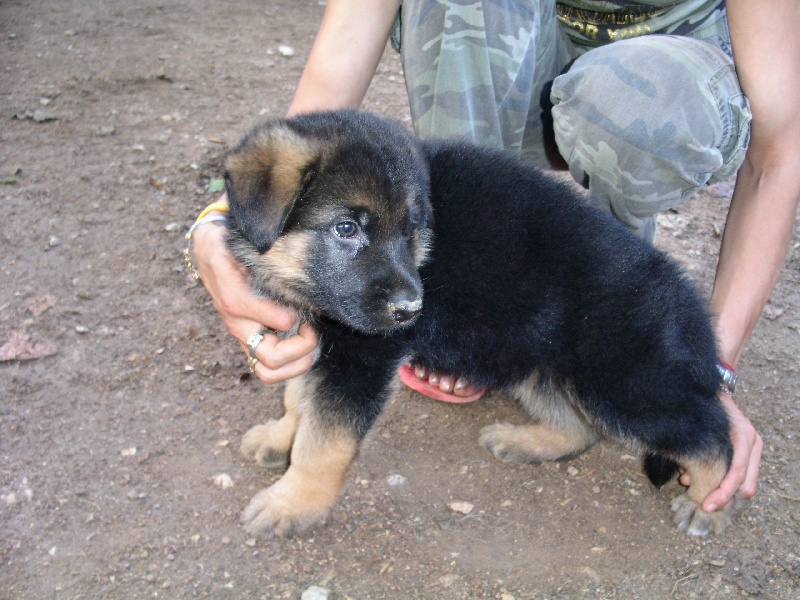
left=739, top=430, right=763, bottom=499
left=702, top=466, right=744, bottom=513
left=701, top=394, right=763, bottom=512
left=251, top=350, right=316, bottom=385
left=250, top=323, right=318, bottom=371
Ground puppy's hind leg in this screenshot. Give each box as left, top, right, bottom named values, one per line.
left=480, top=374, right=598, bottom=463
left=241, top=376, right=305, bottom=469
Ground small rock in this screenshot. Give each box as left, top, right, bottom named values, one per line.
left=301, top=585, right=330, bottom=600
left=446, top=501, right=474, bottom=515
left=386, top=473, right=406, bottom=487
left=708, top=558, right=727, bottom=567
left=567, top=466, right=579, bottom=476
left=120, top=447, right=137, bottom=457
left=164, top=222, right=181, bottom=233
left=32, top=110, right=58, bottom=123
left=763, top=305, right=785, bottom=321
left=221, top=536, right=231, bottom=545
left=278, top=45, right=295, bottom=57
left=49, top=236, right=61, bottom=247
left=94, top=125, right=116, bottom=137
left=213, top=473, right=234, bottom=489
left=1, top=493, right=17, bottom=507
left=75, top=325, right=89, bottom=334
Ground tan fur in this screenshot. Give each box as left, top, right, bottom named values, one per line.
left=240, top=377, right=305, bottom=468
left=480, top=372, right=599, bottom=463
left=511, top=372, right=594, bottom=433
left=240, top=374, right=359, bottom=537
left=265, top=232, right=313, bottom=284
left=227, top=124, right=324, bottom=209
left=480, top=422, right=597, bottom=463
left=225, top=125, right=331, bottom=248
left=241, top=230, right=315, bottom=309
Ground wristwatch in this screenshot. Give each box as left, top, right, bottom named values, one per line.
left=717, top=362, right=738, bottom=396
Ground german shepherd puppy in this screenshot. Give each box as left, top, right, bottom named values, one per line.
left=223, top=110, right=733, bottom=538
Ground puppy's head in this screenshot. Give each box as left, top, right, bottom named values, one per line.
left=224, top=110, right=433, bottom=334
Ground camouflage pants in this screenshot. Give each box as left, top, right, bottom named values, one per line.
left=397, top=1, right=751, bottom=239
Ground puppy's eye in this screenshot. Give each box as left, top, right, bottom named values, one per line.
left=333, top=221, right=359, bottom=238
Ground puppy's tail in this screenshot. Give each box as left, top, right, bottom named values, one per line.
left=643, top=453, right=680, bottom=487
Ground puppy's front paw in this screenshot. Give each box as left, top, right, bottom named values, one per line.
left=240, top=420, right=293, bottom=469
left=241, top=470, right=338, bottom=537
left=670, top=493, right=732, bottom=537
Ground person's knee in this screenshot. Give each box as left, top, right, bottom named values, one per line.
left=550, top=36, right=750, bottom=224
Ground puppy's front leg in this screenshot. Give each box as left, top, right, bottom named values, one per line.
left=242, top=418, right=357, bottom=537
left=241, top=374, right=360, bottom=538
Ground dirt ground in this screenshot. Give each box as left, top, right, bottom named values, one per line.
left=1, top=1, right=799, bottom=598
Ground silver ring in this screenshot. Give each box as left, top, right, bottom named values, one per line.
left=246, top=327, right=278, bottom=359
left=247, top=331, right=265, bottom=360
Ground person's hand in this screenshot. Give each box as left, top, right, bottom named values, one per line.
left=680, top=392, right=763, bottom=511
left=192, top=200, right=318, bottom=383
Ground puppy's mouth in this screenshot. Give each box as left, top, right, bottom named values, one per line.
left=332, top=299, right=422, bottom=335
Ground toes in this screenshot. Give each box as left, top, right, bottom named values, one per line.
left=240, top=421, right=291, bottom=469
left=479, top=423, right=542, bottom=464
left=241, top=478, right=334, bottom=538
left=670, top=493, right=730, bottom=537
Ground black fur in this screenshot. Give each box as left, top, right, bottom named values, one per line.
left=412, top=140, right=731, bottom=461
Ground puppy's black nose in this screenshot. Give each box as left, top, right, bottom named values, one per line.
left=390, top=299, right=422, bottom=323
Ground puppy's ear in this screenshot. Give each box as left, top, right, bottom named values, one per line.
left=224, top=122, right=322, bottom=252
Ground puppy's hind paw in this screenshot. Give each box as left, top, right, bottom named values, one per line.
left=670, top=493, right=732, bottom=537
left=479, top=422, right=592, bottom=463
left=240, top=421, right=293, bottom=469
left=480, top=423, right=543, bottom=464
